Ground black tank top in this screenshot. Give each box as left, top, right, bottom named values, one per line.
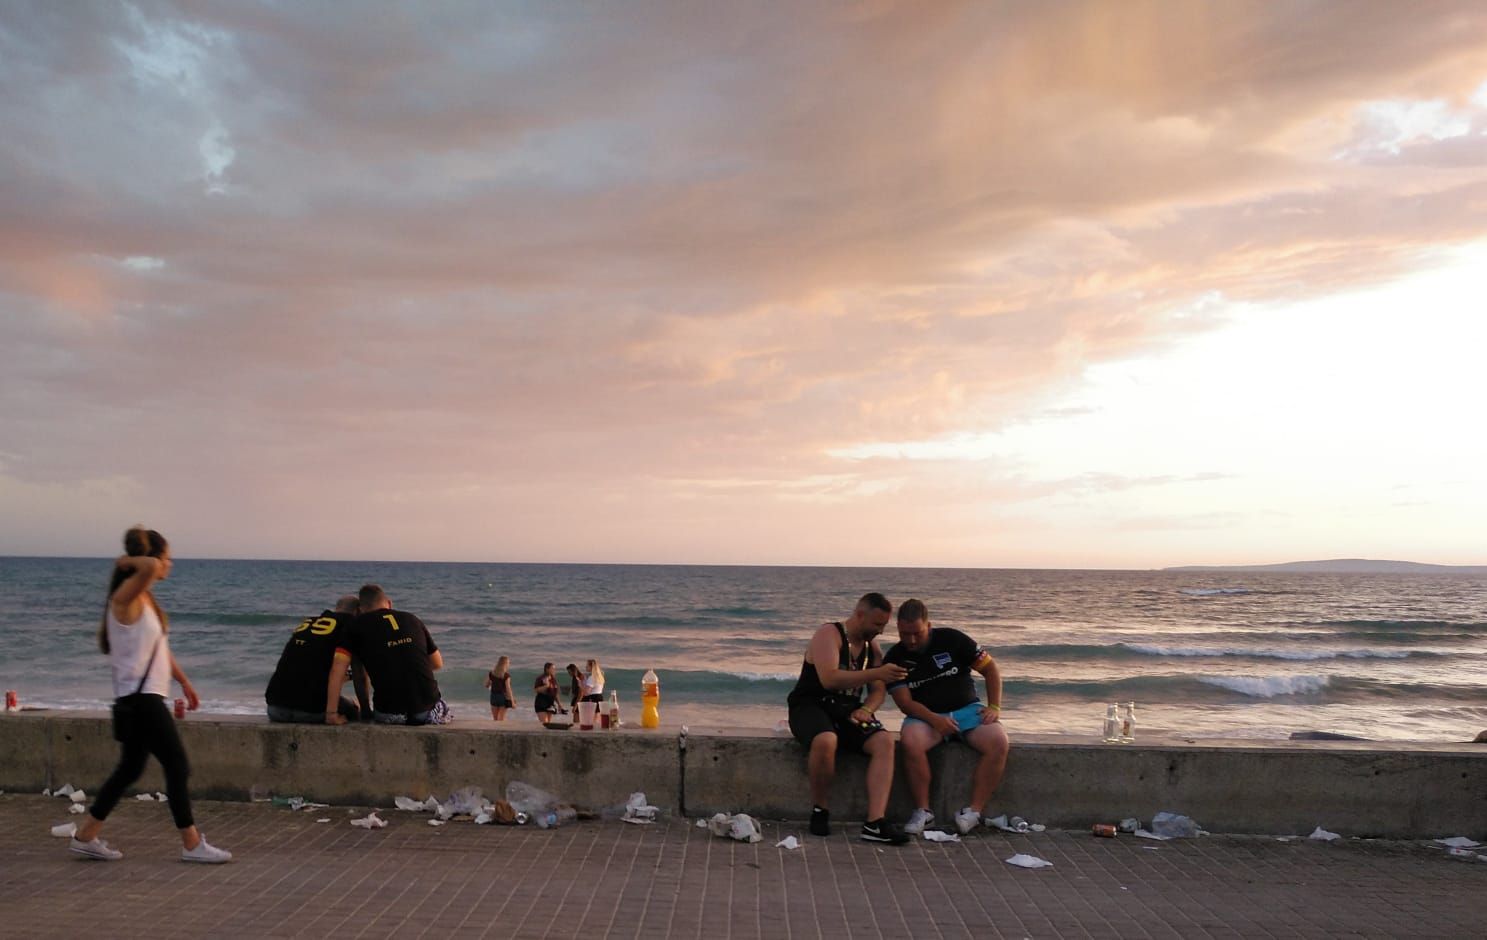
left=788, top=622, right=871, bottom=703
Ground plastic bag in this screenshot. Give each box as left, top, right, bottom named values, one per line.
left=505, top=781, right=561, bottom=817
left=1150, top=811, right=1201, bottom=839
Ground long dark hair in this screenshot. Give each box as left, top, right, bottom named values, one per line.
left=98, top=526, right=169, bottom=654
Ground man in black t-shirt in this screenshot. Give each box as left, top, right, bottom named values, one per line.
left=264, top=595, right=370, bottom=723
left=325, top=583, right=452, bottom=725
left=884, top=598, right=1009, bottom=836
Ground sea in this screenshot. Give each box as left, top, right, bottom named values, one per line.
left=1, top=557, right=1484, bottom=742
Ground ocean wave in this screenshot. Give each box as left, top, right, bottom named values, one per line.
left=1292, top=619, right=1487, bottom=633
left=1178, top=588, right=1252, bottom=596
left=1118, top=643, right=1414, bottom=662
left=698, top=606, right=777, bottom=619
left=1197, top=675, right=1330, bottom=697
left=173, top=612, right=295, bottom=626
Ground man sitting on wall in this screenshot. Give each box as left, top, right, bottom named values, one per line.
left=325, top=584, right=452, bottom=725
left=884, top=598, right=1010, bottom=836
left=264, top=595, right=369, bottom=723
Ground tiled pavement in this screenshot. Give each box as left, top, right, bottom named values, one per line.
left=2, top=794, right=1484, bottom=938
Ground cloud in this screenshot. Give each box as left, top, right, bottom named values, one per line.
left=1, top=1, right=1485, bottom=562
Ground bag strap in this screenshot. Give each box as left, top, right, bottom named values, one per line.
left=134, top=634, right=163, bottom=696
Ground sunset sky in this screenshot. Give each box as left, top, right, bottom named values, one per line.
left=2, top=1, right=1485, bottom=568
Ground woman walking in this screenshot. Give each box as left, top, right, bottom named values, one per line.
left=69, top=527, right=231, bottom=863
left=484, top=656, right=515, bottom=721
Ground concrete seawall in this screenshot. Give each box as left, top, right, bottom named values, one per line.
left=3, top=712, right=1483, bottom=838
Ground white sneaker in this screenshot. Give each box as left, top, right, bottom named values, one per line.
left=182, top=836, right=232, bottom=864
left=70, top=836, right=123, bottom=860
left=954, top=806, right=982, bottom=835
left=904, top=808, right=935, bottom=834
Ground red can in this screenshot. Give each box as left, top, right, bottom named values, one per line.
left=4, top=690, right=16, bottom=711
left=1092, top=823, right=1117, bottom=838
left=174, top=698, right=186, bottom=719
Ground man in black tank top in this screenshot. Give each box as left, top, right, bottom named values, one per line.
left=786, top=592, right=910, bottom=844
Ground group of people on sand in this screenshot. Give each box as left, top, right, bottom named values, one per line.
left=786, top=592, right=1011, bottom=845
left=485, top=658, right=606, bottom=723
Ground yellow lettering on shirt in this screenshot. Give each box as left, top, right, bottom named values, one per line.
left=383, top=614, right=399, bottom=631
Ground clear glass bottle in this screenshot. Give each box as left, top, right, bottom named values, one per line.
left=1118, top=701, right=1136, bottom=743
left=1102, top=703, right=1121, bottom=743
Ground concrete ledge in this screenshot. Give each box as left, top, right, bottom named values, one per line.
left=3, top=712, right=1484, bottom=838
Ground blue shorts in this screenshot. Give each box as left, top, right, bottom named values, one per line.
left=902, top=702, right=985, bottom=740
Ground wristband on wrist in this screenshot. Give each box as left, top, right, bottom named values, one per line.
left=986, top=702, right=1001, bottom=712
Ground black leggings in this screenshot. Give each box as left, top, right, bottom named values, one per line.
left=91, top=694, right=194, bottom=829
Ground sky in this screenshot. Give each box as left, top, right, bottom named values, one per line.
left=1, top=1, right=1485, bottom=568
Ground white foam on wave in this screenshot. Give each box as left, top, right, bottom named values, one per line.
left=731, top=671, right=796, bottom=682
left=1122, top=643, right=1409, bottom=662
left=1199, top=675, right=1330, bottom=697
left=1179, top=588, right=1251, bottom=596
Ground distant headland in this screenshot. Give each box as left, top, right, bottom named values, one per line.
left=1163, top=558, right=1487, bottom=574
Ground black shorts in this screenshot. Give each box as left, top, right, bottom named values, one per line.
left=534, top=694, right=557, bottom=713
left=490, top=693, right=513, bottom=707
left=788, top=696, right=884, bottom=753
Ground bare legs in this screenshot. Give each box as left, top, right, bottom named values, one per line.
left=899, top=721, right=940, bottom=810
left=862, top=731, right=894, bottom=820
left=964, top=722, right=1010, bottom=814
left=808, top=730, right=895, bottom=820
left=899, top=720, right=1010, bottom=815
left=808, top=732, right=837, bottom=808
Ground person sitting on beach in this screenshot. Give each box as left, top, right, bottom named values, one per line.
left=884, top=598, right=1009, bottom=836
left=484, top=655, right=514, bottom=721
left=264, top=595, right=370, bottom=723
left=325, top=584, right=452, bottom=725
left=786, top=592, right=909, bottom=844
left=533, top=662, right=563, bottom=724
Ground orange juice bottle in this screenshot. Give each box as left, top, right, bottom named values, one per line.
left=640, top=669, right=660, bottom=729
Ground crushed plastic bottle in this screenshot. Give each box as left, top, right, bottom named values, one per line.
left=505, top=781, right=561, bottom=817
left=535, top=807, right=578, bottom=829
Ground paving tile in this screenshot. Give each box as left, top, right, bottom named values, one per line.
left=4, top=794, right=1486, bottom=938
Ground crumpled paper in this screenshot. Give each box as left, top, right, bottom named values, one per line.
left=923, top=830, right=961, bottom=843
left=775, top=836, right=800, bottom=850
left=1004, top=853, right=1053, bottom=869
left=350, top=812, right=387, bottom=829
left=428, top=819, right=446, bottom=827
left=315, top=818, right=331, bottom=824
left=50, top=822, right=77, bottom=838
left=70, top=790, right=87, bottom=804
left=54, top=784, right=74, bottom=798
left=68, top=803, right=86, bottom=815
left=622, top=791, right=661, bottom=825
left=706, top=812, right=762, bottom=843
left=1309, top=826, right=1342, bottom=842
left=1435, top=836, right=1481, bottom=849
left=135, top=793, right=156, bottom=801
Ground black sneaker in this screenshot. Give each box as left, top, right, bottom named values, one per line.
left=809, top=806, right=831, bottom=837
left=860, top=819, right=909, bottom=845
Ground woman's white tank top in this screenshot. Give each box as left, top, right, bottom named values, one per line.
left=107, top=599, right=172, bottom=699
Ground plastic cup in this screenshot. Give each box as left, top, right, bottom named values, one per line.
left=579, top=701, right=597, bottom=730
